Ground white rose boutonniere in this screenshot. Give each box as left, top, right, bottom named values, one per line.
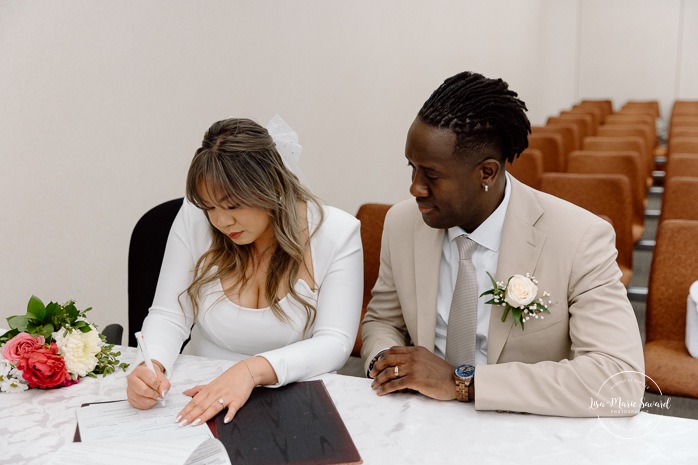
left=480, top=272, right=551, bottom=330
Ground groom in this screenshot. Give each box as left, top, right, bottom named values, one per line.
left=360, top=71, right=644, bottom=417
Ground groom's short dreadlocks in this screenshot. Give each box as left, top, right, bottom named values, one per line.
left=417, top=71, right=531, bottom=164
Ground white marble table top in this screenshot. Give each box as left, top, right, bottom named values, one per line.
left=2, top=347, right=698, bottom=464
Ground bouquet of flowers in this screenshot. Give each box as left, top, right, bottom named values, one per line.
left=0, top=296, right=128, bottom=393
left=480, top=272, right=552, bottom=331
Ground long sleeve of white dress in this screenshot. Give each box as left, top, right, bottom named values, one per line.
left=140, top=199, right=363, bottom=386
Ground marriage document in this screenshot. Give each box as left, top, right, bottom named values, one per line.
left=48, top=393, right=230, bottom=465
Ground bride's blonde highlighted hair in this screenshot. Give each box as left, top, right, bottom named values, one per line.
left=184, top=118, right=323, bottom=333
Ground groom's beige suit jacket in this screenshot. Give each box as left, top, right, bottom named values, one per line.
left=361, top=176, right=645, bottom=417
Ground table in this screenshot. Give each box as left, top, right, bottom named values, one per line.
left=2, top=347, right=698, bottom=464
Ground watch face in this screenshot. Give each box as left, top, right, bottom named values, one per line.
left=455, top=364, right=475, bottom=379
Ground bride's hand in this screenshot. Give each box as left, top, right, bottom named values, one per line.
left=127, top=361, right=170, bottom=410
left=176, top=359, right=264, bottom=426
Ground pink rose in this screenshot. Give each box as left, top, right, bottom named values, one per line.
left=1, top=332, right=46, bottom=363
left=16, top=342, right=72, bottom=389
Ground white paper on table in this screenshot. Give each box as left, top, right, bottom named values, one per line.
left=687, top=280, right=698, bottom=358
left=48, top=435, right=230, bottom=465
left=75, top=393, right=205, bottom=442
left=48, top=392, right=231, bottom=465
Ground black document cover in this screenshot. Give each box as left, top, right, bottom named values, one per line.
left=212, top=380, right=362, bottom=465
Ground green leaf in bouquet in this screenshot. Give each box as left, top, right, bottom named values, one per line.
left=63, top=301, right=80, bottom=322
left=72, top=320, right=92, bottom=333
left=8, top=315, right=30, bottom=332
left=27, top=323, right=55, bottom=341
left=45, top=301, right=63, bottom=325
left=27, top=295, right=46, bottom=321
left=0, top=328, right=19, bottom=344
left=41, top=324, right=55, bottom=340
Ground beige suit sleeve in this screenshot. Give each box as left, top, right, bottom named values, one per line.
left=475, top=219, right=645, bottom=417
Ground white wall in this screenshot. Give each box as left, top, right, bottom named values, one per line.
left=577, top=0, right=684, bottom=120
left=1, top=0, right=696, bottom=340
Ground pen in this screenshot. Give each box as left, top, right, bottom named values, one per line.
left=135, top=331, right=166, bottom=407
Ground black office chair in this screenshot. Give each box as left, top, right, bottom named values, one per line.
left=101, top=198, right=184, bottom=346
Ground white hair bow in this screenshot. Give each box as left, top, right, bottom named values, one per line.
left=266, top=115, right=309, bottom=187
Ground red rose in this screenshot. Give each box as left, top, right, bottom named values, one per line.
left=1, top=332, right=45, bottom=363
left=16, top=342, right=73, bottom=389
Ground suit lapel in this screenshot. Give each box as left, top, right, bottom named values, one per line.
left=487, top=177, right=547, bottom=363
left=413, top=213, right=444, bottom=351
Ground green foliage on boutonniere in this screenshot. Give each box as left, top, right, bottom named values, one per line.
left=480, top=272, right=551, bottom=331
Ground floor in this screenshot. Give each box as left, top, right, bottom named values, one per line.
left=339, top=186, right=698, bottom=420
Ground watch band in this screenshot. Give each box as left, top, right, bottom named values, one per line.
left=455, top=378, right=469, bottom=402
left=367, top=349, right=388, bottom=378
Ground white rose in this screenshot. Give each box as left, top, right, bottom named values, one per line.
left=53, top=327, right=102, bottom=377
left=504, top=275, right=538, bottom=307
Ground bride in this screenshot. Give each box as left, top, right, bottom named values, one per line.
left=126, top=116, right=363, bottom=426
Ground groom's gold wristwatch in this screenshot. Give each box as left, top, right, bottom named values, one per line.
left=454, top=364, right=475, bottom=402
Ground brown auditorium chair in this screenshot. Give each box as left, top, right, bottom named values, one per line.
left=668, top=137, right=698, bottom=156
left=672, top=100, right=698, bottom=117
left=669, top=127, right=698, bottom=139
left=547, top=116, right=591, bottom=147
left=665, top=154, right=698, bottom=180
left=603, top=114, right=657, bottom=148
left=352, top=203, right=392, bottom=356
left=671, top=116, right=698, bottom=126
left=579, top=99, right=614, bottom=121
left=605, top=113, right=655, bottom=126
left=544, top=121, right=581, bottom=154
left=669, top=116, right=698, bottom=136
left=559, top=111, right=597, bottom=137
left=569, top=105, right=602, bottom=127
left=659, top=177, right=698, bottom=223
left=539, top=173, right=634, bottom=287
left=526, top=133, right=564, bottom=172
left=583, top=136, right=651, bottom=187
left=644, top=219, right=698, bottom=398
left=531, top=125, right=576, bottom=167
left=618, top=106, right=657, bottom=120
left=621, top=100, right=660, bottom=119
left=566, top=150, right=646, bottom=243
left=506, top=148, right=543, bottom=189
left=597, top=125, right=656, bottom=160
left=670, top=116, right=698, bottom=126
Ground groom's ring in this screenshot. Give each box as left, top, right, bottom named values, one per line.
left=218, top=398, right=225, bottom=405
left=394, top=366, right=399, bottom=378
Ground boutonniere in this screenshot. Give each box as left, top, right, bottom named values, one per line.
left=480, top=272, right=551, bottom=330
left=0, top=296, right=128, bottom=393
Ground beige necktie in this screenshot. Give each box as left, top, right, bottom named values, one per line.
left=445, top=235, right=478, bottom=366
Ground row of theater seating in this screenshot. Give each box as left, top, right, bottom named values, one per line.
left=507, top=99, right=698, bottom=288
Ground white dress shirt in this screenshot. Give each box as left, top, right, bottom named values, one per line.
left=434, top=174, right=512, bottom=366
